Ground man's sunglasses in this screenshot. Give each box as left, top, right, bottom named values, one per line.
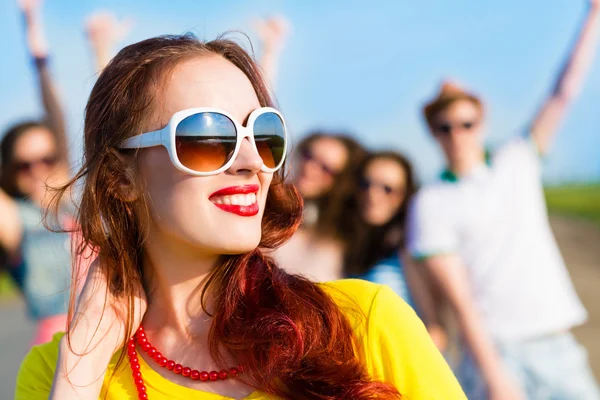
left=301, top=149, right=339, bottom=177
left=120, top=107, right=287, bottom=176
left=14, top=155, right=59, bottom=173
left=433, top=120, right=477, bottom=135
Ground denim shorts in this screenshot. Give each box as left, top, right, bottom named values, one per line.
left=455, top=332, right=600, bottom=400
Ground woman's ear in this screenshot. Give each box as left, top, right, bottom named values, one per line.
left=109, top=148, right=140, bottom=203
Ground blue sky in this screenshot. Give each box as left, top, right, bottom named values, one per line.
left=0, top=0, right=599, bottom=184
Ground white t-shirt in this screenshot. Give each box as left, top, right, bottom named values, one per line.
left=407, top=137, right=587, bottom=341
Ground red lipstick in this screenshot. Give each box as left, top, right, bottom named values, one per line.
left=209, top=185, right=259, bottom=217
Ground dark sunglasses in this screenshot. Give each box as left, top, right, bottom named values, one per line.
left=359, top=178, right=402, bottom=196
left=301, top=148, right=339, bottom=177
left=434, top=120, right=477, bottom=135
left=14, top=155, right=59, bottom=173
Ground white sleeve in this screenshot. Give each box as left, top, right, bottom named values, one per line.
left=406, top=190, right=458, bottom=260
left=494, top=135, right=542, bottom=177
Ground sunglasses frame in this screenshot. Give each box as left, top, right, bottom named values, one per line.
left=119, top=107, right=288, bottom=176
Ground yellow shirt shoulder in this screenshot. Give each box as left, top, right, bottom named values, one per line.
left=16, top=279, right=465, bottom=399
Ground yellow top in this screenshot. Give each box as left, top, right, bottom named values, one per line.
left=16, top=280, right=466, bottom=399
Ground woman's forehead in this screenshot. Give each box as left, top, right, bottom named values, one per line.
left=147, top=55, right=261, bottom=131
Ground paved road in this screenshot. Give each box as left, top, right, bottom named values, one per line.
left=1, top=215, right=598, bottom=397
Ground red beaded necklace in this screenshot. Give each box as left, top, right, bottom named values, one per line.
left=127, top=326, right=243, bottom=399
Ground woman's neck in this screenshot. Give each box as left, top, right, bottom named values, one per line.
left=141, top=232, right=220, bottom=337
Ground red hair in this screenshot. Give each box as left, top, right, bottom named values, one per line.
left=53, top=34, right=400, bottom=399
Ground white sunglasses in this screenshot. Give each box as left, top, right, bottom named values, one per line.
left=119, top=107, right=288, bottom=176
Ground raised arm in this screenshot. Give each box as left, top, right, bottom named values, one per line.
left=19, top=0, right=68, bottom=161
left=530, top=0, right=600, bottom=154
left=421, top=255, right=526, bottom=400
left=85, top=12, right=133, bottom=73
left=253, top=16, right=290, bottom=92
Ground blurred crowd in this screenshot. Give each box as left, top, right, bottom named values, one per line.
left=2, top=0, right=600, bottom=399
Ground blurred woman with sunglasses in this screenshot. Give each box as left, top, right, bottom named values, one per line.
left=345, top=152, right=417, bottom=304
left=0, top=0, right=128, bottom=345
left=345, top=151, right=447, bottom=349
left=15, top=33, right=465, bottom=400
left=274, top=132, right=367, bottom=281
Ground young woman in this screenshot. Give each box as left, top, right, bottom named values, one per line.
left=274, top=132, right=367, bottom=281
left=345, top=152, right=417, bottom=304
left=0, top=0, right=123, bottom=345
left=345, top=151, right=447, bottom=350
left=15, top=34, right=465, bottom=399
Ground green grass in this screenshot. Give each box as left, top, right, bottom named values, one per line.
left=544, top=183, right=600, bottom=225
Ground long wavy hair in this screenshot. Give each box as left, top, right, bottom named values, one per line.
left=294, top=132, right=367, bottom=245
left=345, top=151, right=417, bottom=276
left=52, top=34, right=400, bottom=399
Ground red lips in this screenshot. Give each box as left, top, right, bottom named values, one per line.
left=209, top=185, right=259, bottom=217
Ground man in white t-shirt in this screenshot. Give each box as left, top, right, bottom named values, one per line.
left=407, top=3, right=600, bottom=399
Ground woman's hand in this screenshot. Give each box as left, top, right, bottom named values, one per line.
left=18, top=0, right=48, bottom=58
left=253, top=15, right=291, bottom=52
left=71, top=257, right=147, bottom=353
left=50, top=258, right=147, bottom=399
left=85, top=11, right=133, bottom=71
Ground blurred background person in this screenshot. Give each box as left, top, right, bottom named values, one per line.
left=274, top=132, right=367, bottom=281
left=344, top=150, right=448, bottom=350
left=345, top=151, right=418, bottom=304
left=0, top=0, right=127, bottom=345
left=408, top=1, right=600, bottom=398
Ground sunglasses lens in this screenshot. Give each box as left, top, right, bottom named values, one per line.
left=253, top=112, right=286, bottom=169
left=438, top=124, right=451, bottom=134
left=175, top=112, right=237, bottom=173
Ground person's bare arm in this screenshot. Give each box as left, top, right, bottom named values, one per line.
left=530, top=0, right=600, bottom=154
left=85, top=12, right=133, bottom=72
left=402, top=254, right=448, bottom=350
left=19, top=0, right=68, bottom=161
left=0, top=189, right=22, bottom=258
left=422, top=254, right=526, bottom=400
left=253, top=16, right=290, bottom=92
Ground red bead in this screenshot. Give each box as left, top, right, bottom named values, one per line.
left=229, top=367, right=238, bottom=378
left=182, top=367, right=191, bottom=377
left=209, top=371, right=219, bottom=381
left=134, top=377, right=144, bottom=387
left=173, top=364, right=183, bottom=374
left=138, top=336, right=148, bottom=345
left=131, top=363, right=141, bottom=372
left=128, top=341, right=136, bottom=349
left=141, top=343, right=151, bottom=351
left=191, top=370, right=200, bottom=380
left=130, top=357, right=139, bottom=365
left=132, top=371, right=141, bottom=379
left=138, top=393, right=148, bottom=400
left=128, top=348, right=137, bottom=356
left=166, top=360, right=175, bottom=370
left=153, top=351, right=162, bottom=360
left=159, top=357, right=168, bottom=367
left=147, top=347, right=157, bottom=357
left=219, top=370, right=228, bottom=380
left=137, top=385, right=147, bottom=393
left=138, top=331, right=146, bottom=338
left=200, top=371, right=209, bottom=381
